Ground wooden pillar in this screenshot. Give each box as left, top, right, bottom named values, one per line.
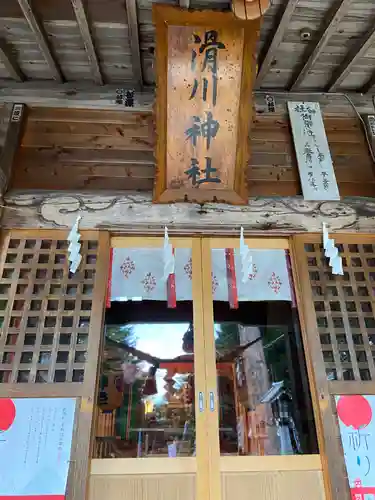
left=0, top=103, right=26, bottom=200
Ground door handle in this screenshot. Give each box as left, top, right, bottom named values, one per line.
left=209, top=391, right=215, bottom=412
left=199, top=392, right=204, bottom=412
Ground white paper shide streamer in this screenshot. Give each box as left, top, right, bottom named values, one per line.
left=240, top=227, right=252, bottom=283
left=163, top=226, right=175, bottom=282
left=68, top=215, right=82, bottom=274
left=323, top=222, right=343, bottom=275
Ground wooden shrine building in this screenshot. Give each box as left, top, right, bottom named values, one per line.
left=1, top=1, right=375, bottom=500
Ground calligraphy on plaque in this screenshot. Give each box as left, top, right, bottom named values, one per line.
left=287, top=101, right=340, bottom=201
left=153, top=6, right=260, bottom=204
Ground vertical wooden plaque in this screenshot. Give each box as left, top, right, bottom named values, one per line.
left=153, top=6, right=260, bottom=204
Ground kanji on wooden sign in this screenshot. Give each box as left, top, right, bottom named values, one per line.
left=153, top=6, right=260, bottom=205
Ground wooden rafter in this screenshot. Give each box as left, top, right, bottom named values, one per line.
left=125, top=0, right=143, bottom=89
left=290, top=0, right=353, bottom=90
left=0, top=40, right=24, bottom=82
left=361, top=69, right=375, bottom=93
left=17, top=0, right=63, bottom=82
left=255, top=0, right=299, bottom=88
left=71, top=0, right=103, bottom=85
left=328, top=23, right=375, bottom=92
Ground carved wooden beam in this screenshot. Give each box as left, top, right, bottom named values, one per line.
left=4, top=191, right=375, bottom=234
left=0, top=83, right=154, bottom=111
left=0, top=84, right=373, bottom=115
left=232, top=0, right=270, bottom=21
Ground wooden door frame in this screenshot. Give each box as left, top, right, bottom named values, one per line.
left=93, top=236, right=210, bottom=500
left=199, top=236, right=326, bottom=500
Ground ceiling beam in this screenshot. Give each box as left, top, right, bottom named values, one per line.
left=0, top=40, right=24, bottom=82
left=125, top=0, right=143, bottom=89
left=0, top=82, right=153, bottom=111
left=361, top=73, right=375, bottom=94
left=327, top=22, right=375, bottom=92
left=17, top=0, right=63, bottom=82
left=70, top=0, right=103, bottom=85
left=255, top=0, right=300, bottom=88
left=179, top=0, right=190, bottom=8
left=290, top=0, right=353, bottom=91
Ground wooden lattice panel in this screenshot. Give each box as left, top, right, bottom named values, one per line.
left=0, top=234, right=100, bottom=384
left=304, top=241, right=375, bottom=382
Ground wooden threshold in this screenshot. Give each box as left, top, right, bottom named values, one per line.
left=91, top=457, right=197, bottom=475
left=220, top=454, right=322, bottom=472
left=90, top=454, right=322, bottom=476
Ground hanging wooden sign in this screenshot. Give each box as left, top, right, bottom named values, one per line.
left=287, top=101, right=340, bottom=201
left=153, top=6, right=260, bottom=204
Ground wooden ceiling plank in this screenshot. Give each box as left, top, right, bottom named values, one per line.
left=125, top=0, right=143, bottom=90
left=328, top=23, right=375, bottom=92
left=70, top=0, right=103, bottom=85
left=290, top=0, right=353, bottom=90
left=17, top=0, right=63, bottom=82
left=255, top=0, right=300, bottom=88
left=0, top=40, right=24, bottom=82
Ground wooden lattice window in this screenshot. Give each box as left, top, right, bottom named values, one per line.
left=0, top=232, right=103, bottom=384
left=303, top=240, right=375, bottom=382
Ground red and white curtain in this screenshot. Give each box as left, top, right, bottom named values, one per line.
left=108, top=248, right=292, bottom=304
left=212, top=249, right=292, bottom=302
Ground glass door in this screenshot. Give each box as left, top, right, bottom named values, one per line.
left=94, top=237, right=210, bottom=500
left=200, top=238, right=319, bottom=500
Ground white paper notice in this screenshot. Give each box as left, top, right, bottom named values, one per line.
left=288, top=102, right=340, bottom=201
left=0, top=398, right=76, bottom=497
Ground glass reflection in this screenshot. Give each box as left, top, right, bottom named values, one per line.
left=214, top=321, right=315, bottom=455
left=96, top=323, right=196, bottom=458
